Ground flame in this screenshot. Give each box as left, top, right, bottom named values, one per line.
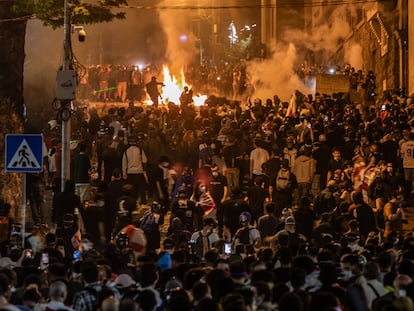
left=193, top=94, right=208, bottom=106
left=161, top=66, right=186, bottom=105
left=159, top=65, right=207, bottom=106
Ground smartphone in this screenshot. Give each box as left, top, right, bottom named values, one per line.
left=307, top=123, right=311, bottom=129
left=25, top=249, right=33, bottom=259
left=324, top=115, right=329, bottom=122
left=41, top=253, right=49, bottom=266
left=224, top=243, right=232, bottom=256
left=381, top=104, right=386, bottom=111
left=73, top=250, right=81, bottom=262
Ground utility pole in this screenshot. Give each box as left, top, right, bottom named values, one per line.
left=56, top=0, right=76, bottom=191
left=62, top=0, right=71, bottom=191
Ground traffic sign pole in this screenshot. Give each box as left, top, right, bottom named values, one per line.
left=5, top=134, right=43, bottom=246
left=21, top=173, right=26, bottom=248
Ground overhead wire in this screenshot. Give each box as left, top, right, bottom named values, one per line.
left=0, top=0, right=377, bottom=22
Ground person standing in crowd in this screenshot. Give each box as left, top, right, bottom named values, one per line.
left=108, top=114, right=122, bottom=139
left=130, top=66, right=142, bottom=101
left=350, top=191, right=377, bottom=240
left=122, top=136, right=148, bottom=204
left=293, top=197, right=316, bottom=242
left=312, top=134, right=331, bottom=193
left=43, top=281, right=74, bottom=311
left=383, top=194, right=407, bottom=239
left=72, top=143, right=91, bottom=205
left=26, top=173, right=44, bottom=225
left=52, top=180, right=83, bottom=232
left=72, top=261, right=103, bottom=311
left=208, top=164, right=228, bottom=216
left=102, top=129, right=118, bottom=183
left=115, top=65, right=129, bottom=102
left=269, top=159, right=297, bottom=217
left=247, top=176, right=268, bottom=224
left=108, top=168, right=126, bottom=202
left=154, top=155, right=170, bottom=225
left=179, top=86, right=193, bottom=111
left=250, top=139, right=269, bottom=181
left=144, top=128, right=166, bottom=199
left=283, top=136, right=298, bottom=168
left=381, top=162, right=402, bottom=202
left=191, top=180, right=216, bottom=218
left=292, top=145, right=316, bottom=204
left=146, top=76, right=163, bottom=108
left=400, top=132, right=414, bottom=195
left=97, top=65, right=110, bottom=102
left=327, top=147, right=344, bottom=184
left=222, top=135, right=241, bottom=193
left=114, top=184, right=137, bottom=235
left=265, top=148, right=283, bottom=188
left=190, top=218, right=219, bottom=261
left=257, top=202, right=279, bottom=240
left=218, top=187, right=250, bottom=241
left=314, top=180, right=339, bottom=216
left=55, top=213, right=80, bottom=255
left=140, top=201, right=162, bottom=254
left=233, top=211, right=261, bottom=248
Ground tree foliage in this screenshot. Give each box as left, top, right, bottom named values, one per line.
left=12, top=0, right=128, bottom=28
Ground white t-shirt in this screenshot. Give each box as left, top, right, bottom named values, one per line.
left=400, top=140, right=414, bottom=168
left=250, top=147, right=269, bottom=175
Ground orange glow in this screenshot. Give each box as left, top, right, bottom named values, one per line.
left=160, top=65, right=207, bottom=106
left=161, top=66, right=186, bottom=105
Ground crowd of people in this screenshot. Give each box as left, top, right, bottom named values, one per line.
left=77, top=62, right=239, bottom=103
left=2, top=63, right=414, bottom=311
left=76, top=60, right=381, bottom=107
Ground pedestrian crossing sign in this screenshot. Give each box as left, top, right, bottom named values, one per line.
left=5, top=134, right=43, bottom=173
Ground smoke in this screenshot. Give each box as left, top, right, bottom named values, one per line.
left=284, top=6, right=351, bottom=57
left=344, top=43, right=363, bottom=71
left=246, top=4, right=360, bottom=102
left=247, top=43, right=313, bottom=101
left=24, top=20, right=62, bottom=126
left=157, top=0, right=199, bottom=74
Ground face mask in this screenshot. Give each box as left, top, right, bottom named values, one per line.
left=240, top=221, right=248, bottom=227
left=199, top=186, right=206, bottom=192
left=342, top=270, right=354, bottom=280
left=96, top=200, right=105, bottom=207
left=162, top=162, right=169, bottom=168
left=212, top=172, right=219, bottom=177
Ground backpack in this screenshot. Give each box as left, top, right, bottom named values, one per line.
left=140, top=212, right=159, bottom=233
left=237, top=227, right=254, bottom=245
left=276, top=169, right=291, bottom=191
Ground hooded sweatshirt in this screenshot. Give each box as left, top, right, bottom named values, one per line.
left=292, top=155, right=316, bottom=183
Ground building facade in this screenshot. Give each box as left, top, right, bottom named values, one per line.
left=260, top=0, right=412, bottom=97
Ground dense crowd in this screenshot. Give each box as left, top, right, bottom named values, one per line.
left=1, top=64, right=414, bottom=311
left=76, top=60, right=378, bottom=105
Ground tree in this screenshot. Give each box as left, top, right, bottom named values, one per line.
left=0, top=0, right=127, bottom=218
